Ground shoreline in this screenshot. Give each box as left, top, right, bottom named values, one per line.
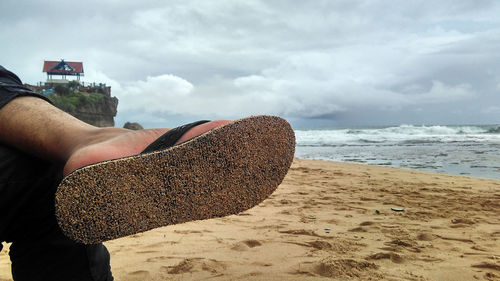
left=1, top=158, right=499, bottom=280
left=295, top=157, right=500, bottom=182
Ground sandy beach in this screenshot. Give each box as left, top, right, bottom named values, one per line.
left=1, top=158, right=499, bottom=280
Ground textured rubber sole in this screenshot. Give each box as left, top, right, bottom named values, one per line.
left=55, top=115, right=295, bottom=244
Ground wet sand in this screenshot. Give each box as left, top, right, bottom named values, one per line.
left=1, top=159, right=499, bottom=280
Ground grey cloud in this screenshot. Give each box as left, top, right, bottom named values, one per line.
left=1, top=0, right=499, bottom=127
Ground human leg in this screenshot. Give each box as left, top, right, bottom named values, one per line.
left=0, top=66, right=228, bottom=175
left=0, top=96, right=228, bottom=176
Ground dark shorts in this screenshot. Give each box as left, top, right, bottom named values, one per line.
left=0, top=66, right=113, bottom=281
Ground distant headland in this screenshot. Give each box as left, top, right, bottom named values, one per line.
left=26, top=60, right=119, bottom=127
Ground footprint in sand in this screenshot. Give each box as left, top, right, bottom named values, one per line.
left=294, top=239, right=358, bottom=253
left=307, top=240, right=333, bottom=250
left=279, top=229, right=321, bottom=237
left=127, top=270, right=150, bottom=279
left=416, top=233, right=436, bottom=241
left=278, top=199, right=295, bottom=205
left=279, top=209, right=292, bottom=215
left=348, top=226, right=368, bottom=232
left=366, top=252, right=405, bottom=264
left=484, top=272, right=499, bottom=280
left=146, top=256, right=175, bottom=262
left=450, top=218, right=476, bottom=228
left=251, top=261, right=273, bottom=267
left=471, top=262, right=500, bottom=271
left=135, top=250, right=159, bottom=254
left=296, top=258, right=379, bottom=279
left=231, top=239, right=263, bottom=251
left=165, top=258, right=227, bottom=275
left=239, top=271, right=263, bottom=278
left=382, top=239, right=421, bottom=253
left=470, top=245, right=488, bottom=252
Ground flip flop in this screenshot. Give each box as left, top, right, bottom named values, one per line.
left=55, top=115, right=295, bottom=244
left=141, top=120, right=210, bottom=153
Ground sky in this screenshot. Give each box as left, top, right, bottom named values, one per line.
left=1, top=0, right=499, bottom=128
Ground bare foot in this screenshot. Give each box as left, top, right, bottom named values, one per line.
left=63, top=120, right=229, bottom=176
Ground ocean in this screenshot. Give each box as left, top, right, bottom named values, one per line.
left=294, top=124, right=500, bottom=180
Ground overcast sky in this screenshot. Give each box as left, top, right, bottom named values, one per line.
left=1, top=0, right=499, bottom=128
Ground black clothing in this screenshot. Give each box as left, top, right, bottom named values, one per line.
left=0, top=66, right=52, bottom=108
left=0, top=65, right=113, bottom=281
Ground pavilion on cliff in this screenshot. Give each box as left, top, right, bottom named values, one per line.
left=43, top=60, right=84, bottom=84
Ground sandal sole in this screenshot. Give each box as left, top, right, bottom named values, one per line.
left=55, top=115, right=295, bottom=244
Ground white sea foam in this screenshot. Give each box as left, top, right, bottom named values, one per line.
left=295, top=125, right=500, bottom=147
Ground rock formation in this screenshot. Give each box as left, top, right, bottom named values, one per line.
left=65, top=95, right=118, bottom=127
left=123, top=122, right=144, bottom=130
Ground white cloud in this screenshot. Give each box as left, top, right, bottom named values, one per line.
left=82, top=69, right=122, bottom=92
left=413, top=80, right=474, bottom=103
left=118, top=75, right=193, bottom=113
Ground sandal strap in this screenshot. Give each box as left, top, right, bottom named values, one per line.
left=141, top=120, right=210, bottom=153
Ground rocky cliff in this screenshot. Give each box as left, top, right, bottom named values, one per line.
left=38, top=83, right=119, bottom=127
left=64, top=95, right=118, bottom=127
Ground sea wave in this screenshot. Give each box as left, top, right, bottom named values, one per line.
left=486, top=126, right=500, bottom=134
left=295, top=124, right=500, bottom=147
left=294, top=124, right=500, bottom=180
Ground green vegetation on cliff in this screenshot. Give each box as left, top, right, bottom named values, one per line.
left=37, top=81, right=118, bottom=127
left=47, top=92, right=105, bottom=112
left=45, top=82, right=106, bottom=112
